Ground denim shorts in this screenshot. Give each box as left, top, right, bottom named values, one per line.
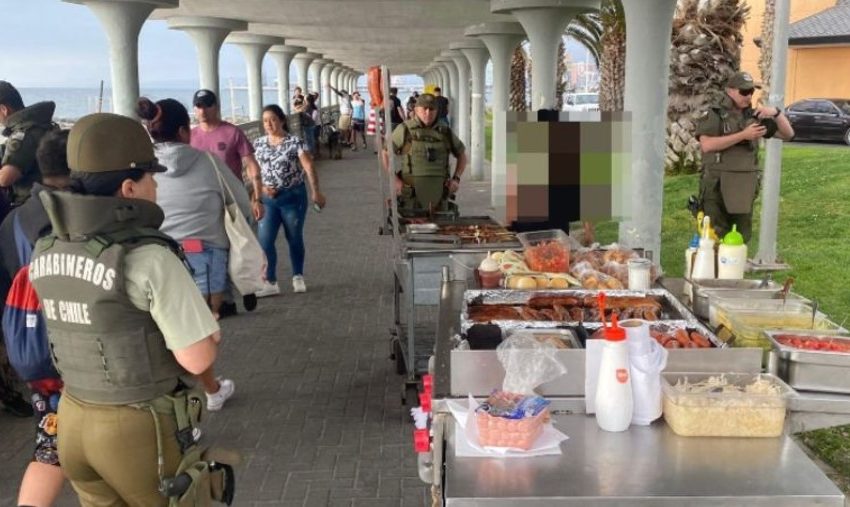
left=185, top=245, right=228, bottom=295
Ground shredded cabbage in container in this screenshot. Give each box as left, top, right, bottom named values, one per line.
left=663, top=375, right=787, bottom=437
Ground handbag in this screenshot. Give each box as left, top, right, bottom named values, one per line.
left=207, top=154, right=267, bottom=295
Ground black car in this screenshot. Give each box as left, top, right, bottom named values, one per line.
left=786, top=98, right=850, bottom=145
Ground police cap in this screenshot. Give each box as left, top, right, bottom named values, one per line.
left=67, top=113, right=166, bottom=173
left=415, top=93, right=438, bottom=109
left=725, top=72, right=762, bottom=91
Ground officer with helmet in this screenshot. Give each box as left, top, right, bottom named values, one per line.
left=383, top=93, right=467, bottom=215
left=29, top=113, right=235, bottom=506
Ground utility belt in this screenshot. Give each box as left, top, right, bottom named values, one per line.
left=131, top=387, right=239, bottom=506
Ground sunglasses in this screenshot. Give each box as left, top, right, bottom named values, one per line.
left=739, top=88, right=754, bottom=97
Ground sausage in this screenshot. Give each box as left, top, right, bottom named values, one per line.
left=690, top=331, right=711, bottom=348
left=664, top=339, right=682, bottom=349
left=674, top=329, right=690, bottom=348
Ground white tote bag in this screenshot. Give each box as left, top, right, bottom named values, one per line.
left=208, top=154, right=267, bottom=295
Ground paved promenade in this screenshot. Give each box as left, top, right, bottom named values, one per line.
left=0, top=143, right=491, bottom=507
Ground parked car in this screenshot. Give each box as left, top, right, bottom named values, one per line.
left=563, top=92, right=599, bottom=112
left=785, top=98, right=850, bottom=145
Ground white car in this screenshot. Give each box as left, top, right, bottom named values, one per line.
left=564, top=92, right=599, bottom=112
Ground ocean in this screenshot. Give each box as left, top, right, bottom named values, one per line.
left=16, top=86, right=382, bottom=123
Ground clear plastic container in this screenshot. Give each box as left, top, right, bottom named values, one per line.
left=706, top=292, right=808, bottom=327
left=507, top=328, right=581, bottom=349
left=517, top=229, right=571, bottom=273
left=661, top=372, right=793, bottom=437
left=715, top=302, right=843, bottom=350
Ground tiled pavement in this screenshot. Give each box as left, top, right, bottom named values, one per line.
left=0, top=142, right=491, bottom=507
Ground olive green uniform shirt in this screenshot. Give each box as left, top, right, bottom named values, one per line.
left=1, top=101, right=56, bottom=205
left=125, top=244, right=219, bottom=351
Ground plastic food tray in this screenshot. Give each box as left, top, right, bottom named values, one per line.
left=713, top=301, right=842, bottom=350
left=661, top=372, right=794, bottom=437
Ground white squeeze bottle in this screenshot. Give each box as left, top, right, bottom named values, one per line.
left=718, top=225, right=747, bottom=279
left=691, top=215, right=716, bottom=280
left=595, top=315, right=633, bottom=432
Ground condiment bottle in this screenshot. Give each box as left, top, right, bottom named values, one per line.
left=691, top=215, right=716, bottom=280
left=717, top=225, right=747, bottom=280
left=627, top=258, right=652, bottom=291
left=595, top=315, right=633, bottom=432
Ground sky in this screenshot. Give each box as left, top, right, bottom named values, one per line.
left=1, top=0, right=594, bottom=90
left=2, top=0, right=265, bottom=89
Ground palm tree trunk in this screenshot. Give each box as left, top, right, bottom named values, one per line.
left=510, top=45, right=528, bottom=111
left=598, top=0, right=625, bottom=112
left=556, top=39, right=568, bottom=110
left=758, top=0, right=776, bottom=105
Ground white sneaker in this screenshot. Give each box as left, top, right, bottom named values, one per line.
left=292, top=275, right=307, bottom=293
left=206, top=378, right=235, bottom=412
left=255, top=281, right=280, bottom=298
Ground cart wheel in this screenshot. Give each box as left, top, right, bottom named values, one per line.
left=392, top=338, right=406, bottom=375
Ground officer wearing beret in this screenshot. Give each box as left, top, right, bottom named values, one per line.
left=0, top=81, right=56, bottom=209
left=29, top=113, right=231, bottom=506
left=383, top=93, right=467, bottom=215
left=695, top=71, right=794, bottom=241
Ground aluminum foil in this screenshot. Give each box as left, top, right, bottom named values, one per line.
left=460, top=288, right=708, bottom=337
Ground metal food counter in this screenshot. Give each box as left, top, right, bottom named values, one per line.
left=425, top=276, right=847, bottom=506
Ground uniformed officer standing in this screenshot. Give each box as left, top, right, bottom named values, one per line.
left=0, top=81, right=56, bottom=209
left=695, top=71, right=794, bottom=241
left=29, top=113, right=228, bottom=506
left=384, top=93, right=467, bottom=215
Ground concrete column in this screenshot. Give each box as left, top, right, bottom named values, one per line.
left=227, top=33, right=282, bottom=121
left=268, top=45, right=305, bottom=114
left=435, top=64, right=450, bottom=98
left=445, top=49, right=471, bottom=150
left=616, top=0, right=678, bottom=261
left=293, top=52, right=320, bottom=97
left=309, top=58, right=328, bottom=98
left=328, top=67, right=340, bottom=105
left=435, top=57, right=458, bottom=125
left=467, top=22, right=526, bottom=210
left=492, top=0, right=598, bottom=110
left=455, top=40, right=490, bottom=182
left=321, top=61, right=335, bottom=106
left=755, top=0, right=791, bottom=266
left=167, top=17, right=246, bottom=99
left=69, top=0, right=177, bottom=118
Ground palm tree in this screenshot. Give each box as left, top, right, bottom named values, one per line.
left=757, top=0, right=776, bottom=104
left=563, top=0, right=625, bottom=111
left=510, top=45, right=528, bottom=111
left=556, top=40, right=568, bottom=109
left=665, top=0, right=750, bottom=174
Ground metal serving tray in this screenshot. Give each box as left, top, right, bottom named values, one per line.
left=460, top=288, right=701, bottom=333
left=766, top=330, right=850, bottom=394
left=690, top=278, right=781, bottom=320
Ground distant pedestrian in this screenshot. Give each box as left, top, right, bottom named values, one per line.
left=304, top=94, right=321, bottom=156
left=191, top=88, right=263, bottom=317
left=434, top=87, right=450, bottom=126
left=351, top=91, right=368, bottom=150
left=0, top=81, right=57, bottom=211
left=253, top=105, right=326, bottom=296
left=329, top=85, right=353, bottom=147
left=388, top=87, right=405, bottom=131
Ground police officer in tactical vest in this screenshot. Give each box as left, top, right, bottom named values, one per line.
left=695, top=71, right=794, bottom=242
left=0, top=81, right=57, bottom=210
left=29, top=113, right=235, bottom=506
left=385, top=93, right=467, bottom=215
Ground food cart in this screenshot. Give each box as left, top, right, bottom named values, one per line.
left=391, top=218, right=520, bottom=402
left=408, top=268, right=849, bottom=506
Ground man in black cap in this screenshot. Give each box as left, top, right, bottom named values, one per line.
left=0, top=81, right=57, bottom=210
left=191, top=89, right=262, bottom=316
left=695, top=71, right=794, bottom=241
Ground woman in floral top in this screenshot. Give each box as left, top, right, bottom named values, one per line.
left=253, top=104, right=326, bottom=295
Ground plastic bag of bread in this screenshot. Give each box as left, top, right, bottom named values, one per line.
left=602, top=247, right=639, bottom=265
left=580, top=269, right=625, bottom=290
left=570, top=260, right=597, bottom=278
left=600, top=261, right=629, bottom=286
left=571, top=249, right=605, bottom=270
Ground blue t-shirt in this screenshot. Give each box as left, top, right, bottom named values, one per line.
left=352, top=100, right=366, bottom=121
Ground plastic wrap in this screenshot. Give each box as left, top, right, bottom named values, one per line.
left=496, top=334, right=568, bottom=394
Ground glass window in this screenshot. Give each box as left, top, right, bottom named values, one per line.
left=788, top=101, right=817, bottom=113
left=814, top=101, right=839, bottom=114
left=832, top=100, right=850, bottom=115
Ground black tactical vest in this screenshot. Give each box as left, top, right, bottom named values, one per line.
left=29, top=191, right=187, bottom=405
